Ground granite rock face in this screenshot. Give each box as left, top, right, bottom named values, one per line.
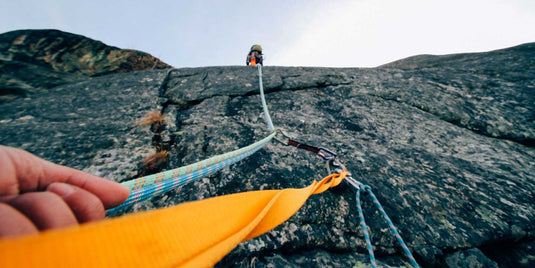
left=0, top=29, right=171, bottom=102
left=0, top=34, right=534, bottom=267
left=381, top=42, right=535, bottom=147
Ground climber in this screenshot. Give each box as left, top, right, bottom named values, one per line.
left=0, top=145, right=130, bottom=238
left=246, top=44, right=263, bottom=66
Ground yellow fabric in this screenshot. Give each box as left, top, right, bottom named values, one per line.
left=0, top=171, right=347, bottom=268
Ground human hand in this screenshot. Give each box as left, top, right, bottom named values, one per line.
left=0, top=145, right=130, bottom=238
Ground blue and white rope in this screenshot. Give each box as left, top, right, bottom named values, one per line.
left=107, top=143, right=266, bottom=215
left=356, top=188, right=377, bottom=267
left=356, top=184, right=420, bottom=268
left=109, top=64, right=278, bottom=215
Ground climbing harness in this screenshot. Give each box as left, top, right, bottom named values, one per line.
left=247, top=50, right=263, bottom=66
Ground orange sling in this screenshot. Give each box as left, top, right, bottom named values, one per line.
left=0, top=171, right=346, bottom=268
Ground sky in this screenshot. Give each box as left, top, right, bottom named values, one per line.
left=1, top=0, right=534, bottom=68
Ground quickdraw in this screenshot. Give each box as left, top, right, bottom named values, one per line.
left=286, top=139, right=337, bottom=160
left=273, top=129, right=337, bottom=160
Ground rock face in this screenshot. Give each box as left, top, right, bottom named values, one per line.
left=0, top=31, right=534, bottom=267
left=0, top=29, right=171, bottom=102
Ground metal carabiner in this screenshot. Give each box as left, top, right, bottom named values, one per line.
left=275, top=129, right=337, bottom=161
left=316, top=146, right=337, bottom=160
left=286, top=139, right=337, bottom=161
left=328, top=158, right=362, bottom=190
left=274, top=129, right=291, bottom=145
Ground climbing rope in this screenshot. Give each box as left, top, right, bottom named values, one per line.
left=355, top=188, right=377, bottom=267
left=121, top=133, right=276, bottom=191
left=331, top=159, right=420, bottom=268
left=110, top=65, right=278, bottom=213
left=257, top=64, right=274, bottom=131
left=108, top=132, right=276, bottom=215
left=276, top=135, right=419, bottom=267
left=259, top=64, right=412, bottom=267
left=257, top=66, right=420, bottom=267
left=113, top=63, right=420, bottom=267
left=356, top=185, right=420, bottom=268
left=0, top=60, right=419, bottom=268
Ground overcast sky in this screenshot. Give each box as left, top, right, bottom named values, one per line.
left=1, top=0, right=534, bottom=68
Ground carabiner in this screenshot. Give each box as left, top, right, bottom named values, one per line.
left=286, top=139, right=337, bottom=161
left=329, top=158, right=362, bottom=190
left=274, top=129, right=291, bottom=145
left=316, top=146, right=337, bottom=160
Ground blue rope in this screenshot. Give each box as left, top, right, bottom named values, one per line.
left=356, top=188, right=377, bottom=268
left=121, top=132, right=276, bottom=191
left=107, top=138, right=269, bottom=216
left=108, top=64, right=277, bottom=215
left=356, top=184, right=420, bottom=268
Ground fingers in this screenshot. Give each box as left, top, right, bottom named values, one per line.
left=6, top=192, right=77, bottom=231
left=0, top=146, right=131, bottom=239
left=47, top=183, right=105, bottom=223
left=0, top=146, right=26, bottom=195
left=0, top=203, right=38, bottom=237
left=41, top=164, right=130, bottom=209
left=0, top=184, right=108, bottom=238
left=0, top=145, right=130, bottom=209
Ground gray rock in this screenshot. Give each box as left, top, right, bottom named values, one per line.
left=1, top=41, right=534, bottom=267
left=0, top=29, right=171, bottom=102
left=445, top=248, right=498, bottom=268
left=0, top=69, right=169, bottom=181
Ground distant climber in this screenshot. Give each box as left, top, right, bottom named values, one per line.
left=246, top=44, right=263, bottom=66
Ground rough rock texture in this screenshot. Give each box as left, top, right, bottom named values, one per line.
left=0, top=29, right=171, bottom=102
left=0, top=69, right=169, bottom=180
left=381, top=42, right=535, bottom=147
left=0, top=36, right=534, bottom=267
